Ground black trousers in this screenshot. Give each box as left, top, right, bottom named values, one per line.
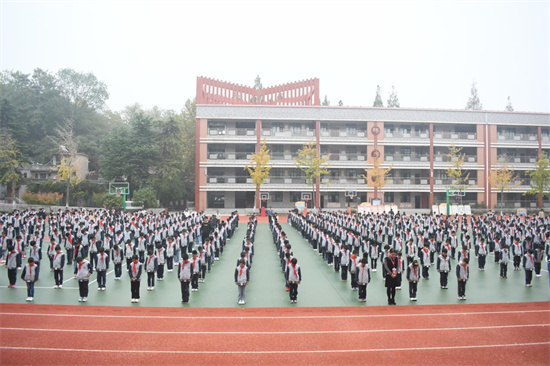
left=114, top=263, right=122, bottom=278
left=386, top=286, right=396, bottom=303
left=358, top=284, right=367, bottom=300
left=191, top=273, right=199, bottom=289
left=525, top=269, right=533, bottom=285
left=157, top=264, right=164, bottom=279
left=351, top=272, right=357, bottom=289
left=54, top=269, right=63, bottom=286
left=422, top=266, right=429, bottom=279
left=289, top=282, right=299, bottom=301
left=7, top=268, right=17, bottom=285
left=534, top=262, right=541, bottom=275
left=500, top=262, right=508, bottom=277
left=131, top=280, right=140, bottom=299
left=97, top=270, right=106, bottom=288
left=181, top=280, right=190, bottom=302
left=478, top=255, right=486, bottom=269
left=409, top=281, right=418, bottom=298
left=440, top=271, right=448, bottom=287
left=341, top=265, right=348, bottom=280
left=147, top=272, right=155, bottom=287
left=513, top=256, right=521, bottom=269
left=457, top=280, right=466, bottom=297
left=167, top=257, right=174, bottom=270
left=78, top=280, right=89, bottom=298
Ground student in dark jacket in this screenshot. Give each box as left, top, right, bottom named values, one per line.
left=383, top=249, right=399, bottom=305
left=128, top=254, right=142, bottom=303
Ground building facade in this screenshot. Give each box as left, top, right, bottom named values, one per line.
left=195, top=77, right=550, bottom=211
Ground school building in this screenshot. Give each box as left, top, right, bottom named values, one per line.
left=194, top=76, right=550, bottom=212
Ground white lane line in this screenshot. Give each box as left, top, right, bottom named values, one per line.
left=1, top=342, right=549, bottom=354
left=0, top=309, right=548, bottom=320
left=0, top=324, right=547, bottom=335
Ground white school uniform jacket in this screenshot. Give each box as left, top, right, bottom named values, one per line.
left=155, top=247, right=166, bottom=264
left=355, top=265, right=371, bottom=285
left=179, top=261, right=192, bottom=281
left=112, top=248, right=123, bottom=264
left=52, top=252, right=65, bottom=270
left=406, top=265, right=421, bottom=282
left=75, top=260, right=93, bottom=280
left=145, top=256, right=158, bottom=272
left=96, top=252, right=109, bottom=271
left=21, top=263, right=38, bottom=282
left=500, top=250, right=510, bottom=264
left=286, top=264, right=302, bottom=283
left=437, top=255, right=451, bottom=272
left=340, top=250, right=350, bottom=266
left=234, top=265, right=250, bottom=285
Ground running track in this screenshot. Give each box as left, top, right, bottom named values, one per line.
left=0, top=302, right=549, bottom=365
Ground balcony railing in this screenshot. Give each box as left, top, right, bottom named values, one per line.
left=385, top=154, right=429, bottom=162
left=433, top=132, right=477, bottom=140
left=385, top=131, right=429, bottom=139
left=207, top=152, right=254, bottom=160
left=328, top=154, right=366, bottom=161
left=434, top=155, right=477, bottom=163
left=497, top=134, right=538, bottom=142
left=321, top=130, right=367, bottom=138
left=387, top=177, right=430, bottom=185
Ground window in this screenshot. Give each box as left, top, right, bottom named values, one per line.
left=329, top=193, right=340, bottom=203
left=271, top=192, right=283, bottom=202
left=273, top=123, right=284, bottom=133
left=291, top=124, right=301, bottom=135
left=385, top=146, right=394, bottom=155
left=208, top=122, right=226, bottom=135
left=346, top=124, right=357, bottom=136
left=347, top=170, right=358, bottom=178
left=321, top=123, right=329, bottom=133
left=291, top=192, right=301, bottom=202
left=402, top=147, right=411, bottom=155
left=346, top=146, right=356, bottom=155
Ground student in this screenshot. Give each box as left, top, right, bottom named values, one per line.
left=406, top=260, right=421, bottom=301
left=523, top=249, right=535, bottom=287
left=155, top=243, right=166, bottom=281
left=477, top=238, right=487, bottom=271
left=190, top=250, right=200, bottom=292
left=285, top=257, right=302, bottom=303
left=512, top=238, right=523, bottom=271
left=166, top=237, right=175, bottom=272
left=355, top=258, right=371, bottom=302
left=52, top=245, right=65, bottom=289
left=234, top=259, right=250, bottom=305
left=340, top=245, right=350, bottom=281
left=534, top=243, right=544, bottom=277
left=21, top=257, right=38, bottom=302
left=5, top=245, right=18, bottom=287
left=145, top=250, right=158, bottom=291
left=396, top=251, right=404, bottom=290
left=28, top=240, right=42, bottom=280
left=349, top=251, right=359, bottom=291
left=111, top=244, right=123, bottom=280
left=500, top=245, right=510, bottom=279
left=384, top=249, right=399, bottom=305
left=178, top=253, right=192, bottom=303
left=129, top=254, right=142, bottom=303
left=75, top=256, right=93, bottom=302
left=436, top=249, right=451, bottom=289
left=420, top=244, right=430, bottom=279
left=96, top=246, right=108, bottom=291
left=456, top=257, right=469, bottom=300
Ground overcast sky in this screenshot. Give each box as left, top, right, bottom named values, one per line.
left=2, top=0, right=549, bottom=113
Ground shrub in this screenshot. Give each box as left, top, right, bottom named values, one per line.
left=22, top=192, right=63, bottom=205
left=103, top=194, right=124, bottom=210
left=132, top=187, right=157, bottom=209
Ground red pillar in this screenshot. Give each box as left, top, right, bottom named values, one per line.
left=429, top=123, right=434, bottom=208
left=538, top=126, right=542, bottom=208
left=315, top=120, right=321, bottom=209
left=487, top=124, right=492, bottom=209
left=256, top=119, right=262, bottom=209
left=194, top=116, right=201, bottom=211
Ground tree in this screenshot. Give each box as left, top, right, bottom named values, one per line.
left=294, top=142, right=331, bottom=209
left=56, top=68, right=109, bottom=112
left=132, top=187, right=158, bottom=208
left=387, top=86, right=400, bottom=108
left=466, top=81, right=483, bottom=110
left=0, top=131, right=23, bottom=204
left=51, top=118, right=80, bottom=207
left=506, top=96, right=514, bottom=111
left=373, top=85, right=383, bottom=107
left=338, top=100, right=343, bottom=106
left=245, top=139, right=272, bottom=209
left=525, top=152, right=550, bottom=209
left=490, top=156, right=521, bottom=210
left=446, top=142, right=470, bottom=199
left=321, top=95, right=330, bottom=106
left=254, top=75, right=263, bottom=104
left=362, top=156, right=393, bottom=201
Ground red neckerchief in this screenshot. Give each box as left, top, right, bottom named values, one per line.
left=292, top=264, right=298, bottom=278
left=413, top=266, right=418, bottom=278
left=78, top=262, right=83, bottom=271
left=133, top=262, right=137, bottom=274
left=239, top=266, right=244, bottom=276
left=390, top=257, right=396, bottom=267
left=54, top=252, right=59, bottom=260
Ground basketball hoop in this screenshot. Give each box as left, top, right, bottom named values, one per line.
left=116, top=192, right=121, bottom=197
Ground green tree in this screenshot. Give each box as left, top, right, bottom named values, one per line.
left=321, top=95, right=330, bottom=106
left=132, top=187, right=158, bottom=208
left=245, top=139, right=272, bottom=209
left=0, top=131, right=23, bottom=204
left=446, top=142, right=470, bottom=200
left=338, top=100, right=343, bottom=106
left=51, top=118, right=80, bottom=207
left=490, top=156, right=521, bottom=210
left=373, top=85, right=383, bottom=107
left=506, top=96, right=514, bottom=111
left=466, top=81, right=483, bottom=110
left=387, top=86, right=400, bottom=108
left=525, top=152, right=550, bottom=209
left=294, top=142, right=331, bottom=209
left=57, top=68, right=109, bottom=112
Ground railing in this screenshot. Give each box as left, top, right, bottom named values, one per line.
left=433, top=132, right=477, bottom=140
left=320, top=130, right=367, bottom=138
left=385, top=131, right=429, bottom=139
left=496, top=134, right=538, bottom=142
left=501, top=156, right=538, bottom=164
left=387, top=177, right=430, bottom=185
left=385, top=154, right=429, bottom=162
left=433, top=155, right=477, bottom=163
left=328, top=154, right=366, bottom=161
left=207, top=152, right=254, bottom=160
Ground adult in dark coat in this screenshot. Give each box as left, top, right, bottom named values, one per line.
left=384, top=249, right=399, bottom=305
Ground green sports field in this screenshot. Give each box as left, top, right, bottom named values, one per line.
left=1, top=222, right=548, bottom=307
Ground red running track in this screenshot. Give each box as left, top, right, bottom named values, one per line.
left=0, top=302, right=548, bottom=365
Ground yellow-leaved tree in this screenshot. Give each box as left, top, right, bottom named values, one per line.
left=294, top=142, right=331, bottom=209
left=245, top=139, right=272, bottom=209
left=363, top=156, right=393, bottom=202
left=490, top=155, right=522, bottom=210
